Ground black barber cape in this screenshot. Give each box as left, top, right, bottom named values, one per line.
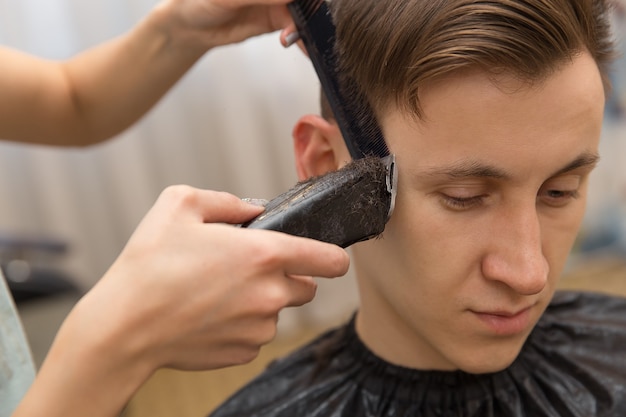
left=209, top=291, right=626, bottom=417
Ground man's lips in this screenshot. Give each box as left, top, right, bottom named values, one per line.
left=471, top=306, right=534, bottom=336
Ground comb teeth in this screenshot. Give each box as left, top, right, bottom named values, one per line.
left=288, top=0, right=390, bottom=159
left=292, top=0, right=324, bottom=20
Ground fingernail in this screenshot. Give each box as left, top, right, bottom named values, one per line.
left=242, top=198, right=269, bottom=207
left=284, top=31, right=301, bottom=48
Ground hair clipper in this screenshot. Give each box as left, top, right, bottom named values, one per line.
left=243, top=156, right=396, bottom=248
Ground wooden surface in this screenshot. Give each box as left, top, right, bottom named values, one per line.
left=125, top=257, right=626, bottom=417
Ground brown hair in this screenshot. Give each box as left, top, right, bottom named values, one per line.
left=323, top=0, right=616, bottom=119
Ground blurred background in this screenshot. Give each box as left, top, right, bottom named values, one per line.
left=0, top=0, right=624, bottom=415
left=575, top=0, right=626, bottom=263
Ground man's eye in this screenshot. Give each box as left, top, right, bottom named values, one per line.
left=538, top=174, right=583, bottom=207
left=439, top=195, right=485, bottom=211
left=538, top=189, right=580, bottom=207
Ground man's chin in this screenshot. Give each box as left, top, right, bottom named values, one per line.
left=458, top=357, right=518, bottom=375
left=451, top=338, right=527, bottom=374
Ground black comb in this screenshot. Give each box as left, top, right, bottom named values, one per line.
left=287, top=0, right=390, bottom=159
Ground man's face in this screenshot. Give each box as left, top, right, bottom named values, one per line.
left=350, top=52, right=606, bottom=373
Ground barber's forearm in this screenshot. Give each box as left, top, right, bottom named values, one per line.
left=0, top=0, right=292, bottom=146
left=12, top=301, right=154, bottom=417
left=0, top=5, right=205, bottom=147
left=55, top=4, right=208, bottom=146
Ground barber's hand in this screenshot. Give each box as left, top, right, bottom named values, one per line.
left=66, top=186, right=349, bottom=374
left=158, top=0, right=296, bottom=50
left=19, top=186, right=348, bottom=417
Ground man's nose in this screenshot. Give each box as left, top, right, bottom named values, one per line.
left=481, top=204, right=549, bottom=295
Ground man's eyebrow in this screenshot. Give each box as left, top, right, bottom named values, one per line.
left=550, top=152, right=600, bottom=177
left=422, top=152, right=600, bottom=180
left=424, top=160, right=511, bottom=180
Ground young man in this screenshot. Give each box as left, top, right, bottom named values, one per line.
left=209, top=0, right=626, bottom=415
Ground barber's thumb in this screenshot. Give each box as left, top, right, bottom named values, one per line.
left=222, top=197, right=266, bottom=225
left=241, top=198, right=269, bottom=208
left=198, top=192, right=265, bottom=224
left=227, top=198, right=268, bottom=224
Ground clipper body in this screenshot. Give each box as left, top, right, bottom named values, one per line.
left=243, top=156, right=396, bottom=248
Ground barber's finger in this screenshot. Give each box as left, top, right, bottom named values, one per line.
left=271, top=233, right=350, bottom=278
left=280, top=24, right=299, bottom=47
left=283, top=274, right=318, bottom=307
left=230, top=0, right=290, bottom=6
left=241, top=198, right=269, bottom=207
left=195, top=190, right=265, bottom=224
left=280, top=24, right=308, bottom=56
left=157, top=186, right=264, bottom=224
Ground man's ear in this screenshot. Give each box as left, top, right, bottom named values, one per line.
left=293, top=115, right=351, bottom=180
